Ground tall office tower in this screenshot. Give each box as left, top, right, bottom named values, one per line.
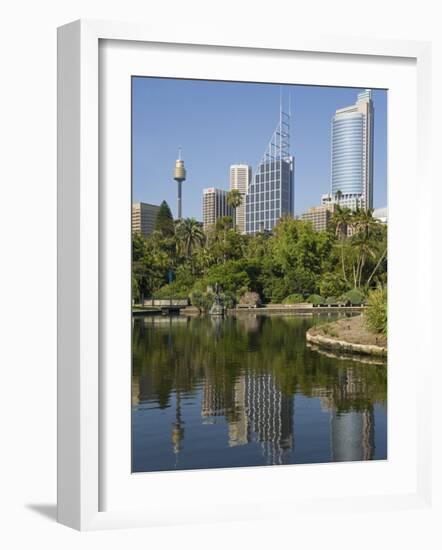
left=202, top=187, right=233, bottom=231
left=132, top=202, right=161, bottom=237
left=230, top=164, right=252, bottom=234
left=246, top=105, right=294, bottom=234
left=331, top=89, right=374, bottom=211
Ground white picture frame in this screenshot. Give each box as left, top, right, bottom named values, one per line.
left=57, top=19, right=433, bottom=531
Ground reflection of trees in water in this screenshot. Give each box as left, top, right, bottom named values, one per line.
left=132, top=315, right=386, bottom=463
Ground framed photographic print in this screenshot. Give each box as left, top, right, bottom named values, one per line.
left=130, top=78, right=387, bottom=473
left=57, top=20, right=433, bottom=530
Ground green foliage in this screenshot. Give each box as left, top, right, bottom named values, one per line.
left=226, top=189, right=243, bottom=209
left=365, top=287, right=387, bottom=335
left=226, top=189, right=243, bottom=229
left=325, top=296, right=340, bottom=305
left=175, top=218, right=205, bottom=257
left=319, top=272, right=348, bottom=298
left=190, top=290, right=214, bottom=312
left=152, top=283, right=189, bottom=300
left=282, top=293, right=304, bottom=304
left=341, top=288, right=365, bottom=306
left=196, top=260, right=250, bottom=297
left=155, top=200, right=175, bottom=237
left=220, top=290, right=236, bottom=309
left=132, top=213, right=388, bottom=306
left=307, top=294, right=324, bottom=305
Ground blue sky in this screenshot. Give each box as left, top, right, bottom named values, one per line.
left=132, top=78, right=387, bottom=220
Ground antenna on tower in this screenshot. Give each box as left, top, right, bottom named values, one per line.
left=177, top=146, right=182, bottom=160
left=279, top=86, right=283, bottom=123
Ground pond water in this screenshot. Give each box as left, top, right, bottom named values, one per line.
left=132, top=313, right=387, bottom=472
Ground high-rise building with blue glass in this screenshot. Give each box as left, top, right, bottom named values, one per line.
left=331, top=89, right=374, bottom=211
left=245, top=107, right=294, bottom=234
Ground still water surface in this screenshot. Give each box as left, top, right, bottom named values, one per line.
left=132, top=313, right=387, bottom=472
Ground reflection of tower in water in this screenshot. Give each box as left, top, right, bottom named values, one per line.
left=245, top=374, right=294, bottom=465
left=327, top=368, right=376, bottom=461
left=228, top=376, right=249, bottom=447
left=331, top=409, right=374, bottom=461
left=201, top=377, right=228, bottom=423
left=201, top=371, right=294, bottom=464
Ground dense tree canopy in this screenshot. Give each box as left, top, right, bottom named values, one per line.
left=133, top=208, right=387, bottom=308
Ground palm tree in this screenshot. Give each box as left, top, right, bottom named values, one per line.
left=331, top=205, right=352, bottom=283
left=334, top=189, right=343, bottom=203
left=175, top=218, right=205, bottom=258
left=332, top=204, right=352, bottom=239
left=226, top=189, right=243, bottom=231
left=352, top=208, right=377, bottom=239
left=351, top=231, right=378, bottom=288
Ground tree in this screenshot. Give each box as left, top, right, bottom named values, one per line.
left=331, top=205, right=353, bottom=283
left=352, top=208, right=377, bottom=239
left=155, top=200, right=175, bottom=238
left=175, top=218, right=205, bottom=258
left=365, top=286, right=387, bottom=335
left=348, top=210, right=385, bottom=288
left=226, top=189, right=243, bottom=230
left=334, top=189, right=343, bottom=203
left=331, top=204, right=352, bottom=240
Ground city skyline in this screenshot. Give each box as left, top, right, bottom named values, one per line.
left=132, top=78, right=387, bottom=221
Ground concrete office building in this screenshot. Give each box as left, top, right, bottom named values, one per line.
left=132, top=202, right=161, bottom=237
left=331, top=89, right=374, bottom=211
left=230, top=164, right=252, bottom=234
left=301, top=203, right=335, bottom=232
left=202, top=187, right=233, bottom=231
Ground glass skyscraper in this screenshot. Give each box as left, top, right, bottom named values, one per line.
left=246, top=109, right=294, bottom=234
left=331, top=89, right=374, bottom=211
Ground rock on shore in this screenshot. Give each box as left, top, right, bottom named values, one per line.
left=306, top=314, right=387, bottom=358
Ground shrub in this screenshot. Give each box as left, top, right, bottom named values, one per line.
left=319, top=273, right=348, bottom=298
left=282, top=293, right=304, bottom=304
left=152, top=283, right=189, bottom=300
left=325, top=296, right=339, bottom=305
left=190, top=290, right=214, bottom=312
left=307, top=294, right=324, bottom=305
left=341, top=288, right=365, bottom=306
left=220, top=290, right=236, bottom=309
left=198, top=260, right=250, bottom=296
left=365, top=287, right=387, bottom=335
left=239, top=291, right=261, bottom=308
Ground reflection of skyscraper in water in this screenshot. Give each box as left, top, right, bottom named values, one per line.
left=201, top=372, right=294, bottom=463
left=201, top=377, right=228, bottom=423
left=330, top=409, right=374, bottom=461
left=245, top=374, right=294, bottom=465
left=228, top=376, right=249, bottom=447
left=328, top=368, right=375, bottom=461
